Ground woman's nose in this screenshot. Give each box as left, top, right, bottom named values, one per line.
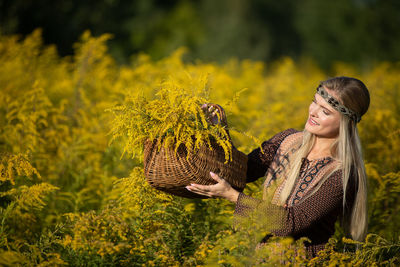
left=309, top=103, right=318, bottom=117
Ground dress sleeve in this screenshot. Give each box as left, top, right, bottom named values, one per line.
left=235, top=170, right=346, bottom=237
left=246, top=128, right=298, bottom=183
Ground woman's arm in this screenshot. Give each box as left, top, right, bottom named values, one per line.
left=235, top=170, right=345, bottom=237
left=246, top=128, right=298, bottom=183
left=201, top=103, right=297, bottom=183
left=186, top=129, right=299, bottom=201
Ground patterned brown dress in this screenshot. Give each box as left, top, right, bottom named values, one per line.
left=234, top=129, right=356, bottom=257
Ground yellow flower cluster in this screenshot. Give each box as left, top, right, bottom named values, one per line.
left=107, top=74, right=233, bottom=162
left=0, top=29, right=399, bottom=265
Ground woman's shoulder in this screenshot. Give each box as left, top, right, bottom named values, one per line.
left=268, top=128, right=301, bottom=144
left=265, top=129, right=302, bottom=152
left=254, top=129, right=302, bottom=159
left=281, top=128, right=301, bottom=136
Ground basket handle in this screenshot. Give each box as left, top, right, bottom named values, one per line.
left=202, top=103, right=228, bottom=127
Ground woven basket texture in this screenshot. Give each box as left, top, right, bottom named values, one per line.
left=143, top=138, right=248, bottom=198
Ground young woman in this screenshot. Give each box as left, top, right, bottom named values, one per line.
left=186, top=76, right=370, bottom=257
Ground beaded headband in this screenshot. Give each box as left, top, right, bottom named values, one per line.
left=316, top=86, right=361, bottom=123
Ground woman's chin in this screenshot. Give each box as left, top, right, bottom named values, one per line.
left=305, top=123, right=318, bottom=134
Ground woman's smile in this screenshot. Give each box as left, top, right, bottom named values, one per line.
left=307, top=117, right=319, bottom=126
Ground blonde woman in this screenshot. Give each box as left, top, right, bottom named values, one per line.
left=186, top=76, right=370, bottom=257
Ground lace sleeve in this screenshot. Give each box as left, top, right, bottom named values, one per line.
left=234, top=170, right=345, bottom=238
left=246, top=128, right=298, bottom=183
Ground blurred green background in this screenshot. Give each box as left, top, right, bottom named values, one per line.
left=1, top=0, right=399, bottom=69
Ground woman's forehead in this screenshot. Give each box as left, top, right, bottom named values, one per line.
left=314, top=92, right=338, bottom=113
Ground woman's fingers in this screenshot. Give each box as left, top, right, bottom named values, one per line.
left=210, top=172, right=223, bottom=182
left=186, top=173, right=238, bottom=202
left=185, top=172, right=229, bottom=197
left=187, top=183, right=212, bottom=191
left=200, top=103, right=214, bottom=112
left=185, top=184, right=214, bottom=197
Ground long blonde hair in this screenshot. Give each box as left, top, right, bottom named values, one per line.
left=278, top=77, right=370, bottom=241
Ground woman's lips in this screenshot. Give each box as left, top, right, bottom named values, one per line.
left=308, top=117, right=319, bottom=126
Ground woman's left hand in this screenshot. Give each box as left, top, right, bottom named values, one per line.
left=186, top=172, right=239, bottom=203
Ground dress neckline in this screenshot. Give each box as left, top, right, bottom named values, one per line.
left=303, top=156, right=332, bottom=163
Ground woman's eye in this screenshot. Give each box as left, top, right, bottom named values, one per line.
left=323, top=110, right=330, bottom=115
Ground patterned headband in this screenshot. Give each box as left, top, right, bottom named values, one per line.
left=316, top=86, right=361, bottom=123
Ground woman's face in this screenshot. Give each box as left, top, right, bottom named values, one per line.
left=305, top=87, right=341, bottom=138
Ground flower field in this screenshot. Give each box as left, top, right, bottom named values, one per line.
left=0, top=30, right=399, bottom=266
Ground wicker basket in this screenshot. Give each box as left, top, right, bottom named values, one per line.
left=143, top=104, right=248, bottom=198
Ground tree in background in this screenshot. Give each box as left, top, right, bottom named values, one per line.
left=294, top=0, right=400, bottom=68
left=1, top=0, right=400, bottom=68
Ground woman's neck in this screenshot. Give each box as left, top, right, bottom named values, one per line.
left=307, top=135, right=336, bottom=160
